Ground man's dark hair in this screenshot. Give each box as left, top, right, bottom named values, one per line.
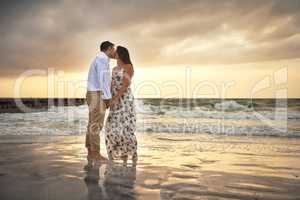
left=100, top=41, right=114, bottom=51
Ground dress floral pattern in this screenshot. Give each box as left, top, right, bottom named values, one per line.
left=105, top=67, right=137, bottom=160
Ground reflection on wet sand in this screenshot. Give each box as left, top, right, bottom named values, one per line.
left=84, top=163, right=137, bottom=200
left=0, top=134, right=300, bottom=200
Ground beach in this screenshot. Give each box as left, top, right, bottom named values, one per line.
left=2, top=0, right=300, bottom=199
left=0, top=133, right=300, bottom=200
left=1, top=99, right=300, bottom=199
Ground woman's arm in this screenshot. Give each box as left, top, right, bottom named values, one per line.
left=111, top=64, right=134, bottom=105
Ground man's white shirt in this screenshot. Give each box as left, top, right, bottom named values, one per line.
left=87, top=52, right=112, bottom=100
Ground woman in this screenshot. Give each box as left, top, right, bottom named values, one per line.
left=105, top=46, right=137, bottom=164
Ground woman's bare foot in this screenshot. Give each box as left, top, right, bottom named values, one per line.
left=121, top=155, right=128, bottom=165
left=132, top=153, right=138, bottom=165
left=108, top=154, right=114, bottom=163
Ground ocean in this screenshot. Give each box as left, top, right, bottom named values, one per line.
left=0, top=98, right=300, bottom=137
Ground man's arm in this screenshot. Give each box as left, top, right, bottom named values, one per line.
left=97, top=59, right=112, bottom=107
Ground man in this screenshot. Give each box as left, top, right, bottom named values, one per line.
left=86, top=41, right=115, bottom=167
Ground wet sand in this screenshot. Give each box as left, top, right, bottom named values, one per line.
left=0, top=133, right=300, bottom=200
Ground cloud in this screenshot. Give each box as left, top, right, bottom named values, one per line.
left=0, top=0, right=300, bottom=77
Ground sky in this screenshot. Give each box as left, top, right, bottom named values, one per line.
left=0, top=0, right=300, bottom=98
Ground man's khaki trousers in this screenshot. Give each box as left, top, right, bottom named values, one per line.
left=85, top=91, right=106, bottom=153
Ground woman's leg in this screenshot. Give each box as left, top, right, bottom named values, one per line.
left=132, top=151, right=138, bottom=165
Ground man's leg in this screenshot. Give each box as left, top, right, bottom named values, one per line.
left=92, top=96, right=106, bottom=160
left=86, top=91, right=106, bottom=161
left=85, top=91, right=94, bottom=166
left=86, top=91, right=100, bottom=162
left=85, top=133, right=92, bottom=166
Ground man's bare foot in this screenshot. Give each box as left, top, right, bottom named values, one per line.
left=87, top=154, right=93, bottom=164
left=93, top=153, right=108, bottom=162
left=91, top=154, right=107, bottom=167
left=84, top=150, right=94, bottom=170
left=84, top=164, right=93, bottom=171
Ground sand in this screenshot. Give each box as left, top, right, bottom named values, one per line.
left=0, top=133, right=300, bottom=200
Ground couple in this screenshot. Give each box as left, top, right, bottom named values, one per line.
left=85, top=41, right=137, bottom=168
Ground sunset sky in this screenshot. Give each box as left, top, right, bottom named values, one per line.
left=0, top=0, right=300, bottom=98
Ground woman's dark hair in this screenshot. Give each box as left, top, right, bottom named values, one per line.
left=116, top=46, right=132, bottom=65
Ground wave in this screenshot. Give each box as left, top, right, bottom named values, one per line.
left=0, top=100, right=299, bottom=137
left=214, top=101, right=249, bottom=111
left=136, top=100, right=300, bottom=120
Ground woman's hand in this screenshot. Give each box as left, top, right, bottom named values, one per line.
left=109, top=96, right=119, bottom=107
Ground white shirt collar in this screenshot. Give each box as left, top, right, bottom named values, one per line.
left=98, top=52, right=109, bottom=61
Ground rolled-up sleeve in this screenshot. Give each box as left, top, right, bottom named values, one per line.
left=97, top=59, right=112, bottom=100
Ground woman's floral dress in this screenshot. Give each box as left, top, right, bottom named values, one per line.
left=105, top=66, right=137, bottom=160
